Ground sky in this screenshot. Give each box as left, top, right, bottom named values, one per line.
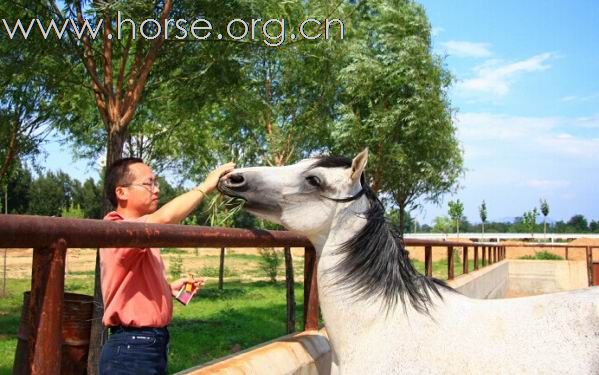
left=40, top=0, right=599, bottom=225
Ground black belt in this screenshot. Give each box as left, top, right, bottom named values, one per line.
left=109, top=326, right=168, bottom=334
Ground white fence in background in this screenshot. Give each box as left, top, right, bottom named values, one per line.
left=404, top=233, right=599, bottom=242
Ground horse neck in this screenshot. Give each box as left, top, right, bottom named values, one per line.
left=314, top=196, right=387, bottom=319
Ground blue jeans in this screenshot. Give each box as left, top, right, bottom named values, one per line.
left=99, top=326, right=169, bottom=375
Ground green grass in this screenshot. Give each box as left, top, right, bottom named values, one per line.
left=0, top=254, right=493, bottom=374
left=519, top=251, right=564, bottom=260
left=0, top=278, right=304, bottom=375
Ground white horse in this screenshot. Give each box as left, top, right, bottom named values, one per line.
left=218, top=149, right=599, bottom=374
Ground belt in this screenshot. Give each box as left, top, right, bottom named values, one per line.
left=109, top=325, right=168, bottom=335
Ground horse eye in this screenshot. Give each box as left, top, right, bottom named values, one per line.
left=305, top=176, right=321, bottom=187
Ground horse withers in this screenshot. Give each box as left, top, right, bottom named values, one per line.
left=218, top=149, right=599, bottom=375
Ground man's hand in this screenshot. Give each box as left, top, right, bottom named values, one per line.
left=170, top=276, right=205, bottom=298
left=201, top=162, right=236, bottom=194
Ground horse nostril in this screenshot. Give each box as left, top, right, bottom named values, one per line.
left=226, top=173, right=246, bottom=188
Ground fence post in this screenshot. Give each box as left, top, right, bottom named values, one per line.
left=482, top=246, right=486, bottom=266
left=425, top=245, right=432, bottom=277
left=218, top=247, right=225, bottom=291
left=284, top=247, right=295, bottom=334
left=463, top=246, right=469, bottom=275
left=303, top=246, right=319, bottom=331
left=565, top=247, right=569, bottom=260
left=447, top=246, right=454, bottom=280
left=586, top=246, right=593, bottom=287
left=24, top=240, right=67, bottom=375
left=473, top=246, right=479, bottom=270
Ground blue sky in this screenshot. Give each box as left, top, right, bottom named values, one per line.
left=413, top=0, right=599, bottom=224
left=41, top=0, right=599, bottom=224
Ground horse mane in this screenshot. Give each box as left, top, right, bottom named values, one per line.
left=313, top=155, right=453, bottom=315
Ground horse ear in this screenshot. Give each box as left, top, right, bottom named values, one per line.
left=350, top=148, right=368, bottom=182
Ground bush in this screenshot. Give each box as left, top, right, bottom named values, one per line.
left=258, top=248, right=282, bottom=283
left=170, top=255, right=184, bottom=279
left=519, top=251, right=563, bottom=260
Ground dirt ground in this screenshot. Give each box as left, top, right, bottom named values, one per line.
left=0, top=247, right=307, bottom=280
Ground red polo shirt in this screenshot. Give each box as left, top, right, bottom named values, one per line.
left=100, top=211, right=173, bottom=327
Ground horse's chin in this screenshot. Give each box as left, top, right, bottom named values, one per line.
left=243, top=203, right=283, bottom=226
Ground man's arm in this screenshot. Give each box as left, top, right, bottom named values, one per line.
left=145, top=162, right=235, bottom=224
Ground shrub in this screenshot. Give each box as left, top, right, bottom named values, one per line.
left=258, top=248, right=282, bottom=283
left=170, top=255, right=184, bottom=279
left=519, top=251, right=563, bottom=260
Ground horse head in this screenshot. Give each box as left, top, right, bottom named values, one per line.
left=218, top=149, right=369, bottom=242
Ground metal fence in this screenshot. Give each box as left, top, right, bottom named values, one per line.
left=3, top=214, right=597, bottom=373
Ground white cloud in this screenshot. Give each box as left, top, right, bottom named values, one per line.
left=455, top=112, right=599, bottom=161
left=441, top=41, right=492, bottom=58
left=458, top=53, right=554, bottom=96
left=457, top=112, right=559, bottom=141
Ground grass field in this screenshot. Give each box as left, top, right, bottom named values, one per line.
left=0, top=251, right=477, bottom=374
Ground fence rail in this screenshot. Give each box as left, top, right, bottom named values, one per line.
left=3, top=214, right=596, bottom=374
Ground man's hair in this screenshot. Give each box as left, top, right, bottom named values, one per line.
left=104, top=157, right=144, bottom=208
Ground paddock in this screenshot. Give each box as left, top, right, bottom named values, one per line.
left=0, top=214, right=596, bottom=374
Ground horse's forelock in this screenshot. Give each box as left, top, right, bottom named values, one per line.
left=310, top=156, right=353, bottom=170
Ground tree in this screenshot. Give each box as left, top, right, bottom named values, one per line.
left=72, top=178, right=103, bottom=219
left=479, top=200, right=487, bottom=236
left=332, top=0, right=463, bottom=233
left=28, top=171, right=74, bottom=216
left=540, top=199, right=549, bottom=239
left=567, top=214, right=588, bottom=233
left=386, top=208, right=414, bottom=234
left=432, top=216, right=452, bottom=235
left=2, top=160, right=32, bottom=214
left=448, top=199, right=464, bottom=236
left=522, top=208, right=539, bottom=236
left=0, top=2, right=60, bottom=185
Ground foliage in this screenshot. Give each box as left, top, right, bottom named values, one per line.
left=448, top=199, right=464, bottom=234
left=479, top=200, right=487, bottom=234
left=519, top=251, right=563, bottom=260
left=522, top=208, right=539, bottom=235
left=169, top=255, right=184, bottom=280
left=258, top=248, right=283, bottom=283
left=61, top=204, right=85, bottom=219
left=539, top=199, right=549, bottom=218
left=386, top=208, right=414, bottom=234
left=0, top=2, right=61, bottom=184
left=567, top=214, right=588, bottom=232
left=431, top=216, right=452, bottom=234
left=332, top=0, right=463, bottom=235
left=27, top=170, right=74, bottom=216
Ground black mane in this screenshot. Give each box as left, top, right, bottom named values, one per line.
left=311, top=155, right=353, bottom=169
left=329, top=185, right=452, bottom=315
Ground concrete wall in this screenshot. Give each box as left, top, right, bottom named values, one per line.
left=507, top=260, right=588, bottom=294
left=176, top=329, right=331, bottom=375
left=448, top=261, right=509, bottom=299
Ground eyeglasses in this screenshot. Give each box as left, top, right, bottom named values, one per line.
left=122, top=180, right=160, bottom=191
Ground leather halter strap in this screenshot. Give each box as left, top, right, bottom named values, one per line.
left=321, top=188, right=365, bottom=203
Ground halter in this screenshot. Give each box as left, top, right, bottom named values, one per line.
left=320, top=174, right=367, bottom=203
left=321, top=188, right=365, bottom=203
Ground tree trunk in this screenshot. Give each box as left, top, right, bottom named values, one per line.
left=284, top=247, right=295, bottom=334
left=218, top=247, right=225, bottom=291
left=88, top=125, right=127, bottom=375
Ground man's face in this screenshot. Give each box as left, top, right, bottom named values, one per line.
left=116, top=163, right=160, bottom=215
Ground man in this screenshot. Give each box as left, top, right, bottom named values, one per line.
left=98, top=157, right=235, bottom=374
